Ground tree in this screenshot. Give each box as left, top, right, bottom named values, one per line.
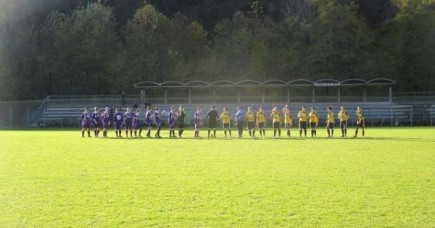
left=304, top=0, right=374, bottom=79
left=280, top=0, right=316, bottom=22
left=1, top=0, right=435, bottom=100
left=105, top=0, right=144, bottom=30
left=168, top=14, right=209, bottom=81
left=371, top=0, right=435, bottom=91
left=357, top=0, right=396, bottom=28
left=0, top=2, right=42, bottom=100
left=211, top=11, right=272, bottom=81
left=50, top=3, right=119, bottom=94
left=265, top=17, right=309, bottom=80
left=148, top=0, right=252, bottom=32
left=124, top=4, right=172, bottom=84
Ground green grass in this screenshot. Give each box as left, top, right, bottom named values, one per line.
left=1, top=127, right=434, bottom=227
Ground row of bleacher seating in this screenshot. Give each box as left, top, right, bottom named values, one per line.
left=429, top=105, right=435, bottom=125
left=34, top=96, right=139, bottom=127
left=36, top=102, right=424, bottom=127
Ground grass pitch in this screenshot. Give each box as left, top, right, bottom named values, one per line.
left=1, top=127, right=434, bottom=227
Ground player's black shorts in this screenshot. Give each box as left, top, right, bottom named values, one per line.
left=356, top=120, right=364, bottom=127
left=326, top=122, right=334, bottom=129
left=340, top=121, right=347, bottom=129
left=310, top=122, right=317, bottom=128
left=284, top=123, right=291, bottom=129
left=299, top=121, right=307, bottom=129
left=247, top=121, right=255, bottom=130
left=223, top=123, right=230, bottom=128
left=273, top=122, right=280, bottom=129
left=208, top=122, right=217, bottom=129
left=258, top=122, right=265, bottom=129
left=82, top=122, right=90, bottom=128
left=115, top=123, right=123, bottom=130
left=236, top=121, right=244, bottom=130
left=178, top=122, right=185, bottom=129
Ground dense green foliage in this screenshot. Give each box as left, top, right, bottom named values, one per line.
left=1, top=0, right=435, bottom=100
left=1, top=128, right=434, bottom=226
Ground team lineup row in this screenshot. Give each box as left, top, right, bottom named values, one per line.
left=81, top=105, right=366, bottom=139
left=81, top=104, right=366, bottom=139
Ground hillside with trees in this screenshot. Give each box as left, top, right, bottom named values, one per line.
left=1, top=0, right=434, bottom=100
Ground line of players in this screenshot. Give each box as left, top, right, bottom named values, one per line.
left=80, top=106, right=185, bottom=138
left=81, top=105, right=365, bottom=139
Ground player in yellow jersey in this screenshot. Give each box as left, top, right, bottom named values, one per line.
left=354, top=106, right=365, bottom=137
left=326, top=106, right=334, bottom=138
left=338, top=106, right=349, bottom=137
left=283, top=105, right=292, bottom=137
left=297, top=106, right=308, bottom=137
left=271, top=107, right=281, bottom=138
left=309, top=107, right=319, bottom=137
left=220, top=107, right=232, bottom=138
left=245, top=107, right=256, bottom=138
left=256, top=107, right=266, bottom=137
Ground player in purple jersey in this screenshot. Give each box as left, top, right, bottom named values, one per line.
left=145, top=106, right=153, bottom=138
left=124, top=108, right=133, bottom=137
left=194, top=106, right=202, bottom=138
left=168, top=106, right=176, bottom=138
left=92, top=107, right=101, bottom=137
left=113, top=108, right=124, bottom=137
left=102, top=107, right=110, bottom=137
left=130, top=108, right=136, bottom=137
left=154, top=107, right=162, bottom=138
left=81, top=107, right=91, bottom=137
left=133, top=108, right=142, bottom=137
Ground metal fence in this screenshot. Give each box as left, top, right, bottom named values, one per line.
left=393, top=93, right=435, bottom=104
left=1, top=93, right=435, bottom=128
left=0, top=100, right=43, bottom=128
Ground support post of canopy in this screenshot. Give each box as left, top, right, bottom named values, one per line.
left=338, top=87, right=341, bottom=103
left=287, top=88, right=290, bottom=103
left=389, top=87, right=393, bottom=103
left=262, top=89, right=265, bottom=104
left=140, top=89, right=145, bottom=106
left=363, top=87, right=367, bottom=102
left=237, top=89, right=240, bottom=104
left=188, top=89, right=191, bottom=104
left=164, top=89, right=168, bottom=105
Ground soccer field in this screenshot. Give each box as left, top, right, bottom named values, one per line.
left=1, top=128, right=434, bottom=227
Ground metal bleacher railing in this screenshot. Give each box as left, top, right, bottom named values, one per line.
left=0, top=100, right=43, bottom=128
left=30, top=98, right=428, bottom=128
left=1, top=94, right=434, bottom=128
left=34, top=95, right=141, bottom=127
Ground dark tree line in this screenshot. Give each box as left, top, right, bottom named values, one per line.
left=0, top=0, right=434, bottom=100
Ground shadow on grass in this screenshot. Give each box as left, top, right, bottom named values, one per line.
left=99, top=136, right=435, bottom=143
left=354, top=137, right=435, bottom=143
